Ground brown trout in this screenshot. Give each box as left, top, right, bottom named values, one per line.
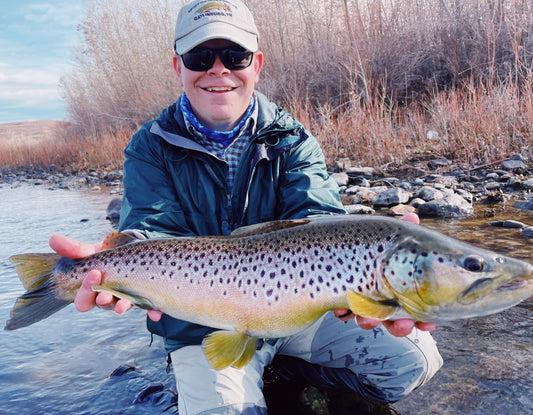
left=6, top=216, right=533, bottom=370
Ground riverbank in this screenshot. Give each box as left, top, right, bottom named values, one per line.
left=2, top=154, right=533, bottom=226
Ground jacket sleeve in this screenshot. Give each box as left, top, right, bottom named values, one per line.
left=118, top=124, right=195, bottom=238
left=276, top=131, right=346, bottom=219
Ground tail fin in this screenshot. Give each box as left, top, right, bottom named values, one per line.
left=5, top=254, right=71, bottom=330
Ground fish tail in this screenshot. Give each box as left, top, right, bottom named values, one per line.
left=5, top=253, right=71, bottom=330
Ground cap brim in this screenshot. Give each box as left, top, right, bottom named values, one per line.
left=175, top=22, right=258, bottom=54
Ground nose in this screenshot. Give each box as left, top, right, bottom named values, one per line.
left=208, top=56, right=229, bottom=74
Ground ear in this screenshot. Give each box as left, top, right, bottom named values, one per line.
left=252, top=50, right=263, bottom=83
left=173, top=54, right=183, bottom=87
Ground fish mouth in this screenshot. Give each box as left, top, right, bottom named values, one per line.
left=496, top=279, right=528, bottom=291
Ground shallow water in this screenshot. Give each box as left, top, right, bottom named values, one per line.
left=0, top=185, right=531, bottom=414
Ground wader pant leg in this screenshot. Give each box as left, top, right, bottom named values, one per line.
left=170, top=341, right=277, bottom=415
left=276, top=312, right=443, bottom=403
left=170, top=312, right=443, bottom=414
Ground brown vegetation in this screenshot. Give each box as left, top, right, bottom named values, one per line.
left=1, top=0, right=532, bottom=173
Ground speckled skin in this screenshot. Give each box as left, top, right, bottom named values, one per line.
left=48, top=215, right=533, bottom=335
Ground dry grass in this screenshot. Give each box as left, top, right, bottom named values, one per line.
left=1, top=0, right=533, bottom=173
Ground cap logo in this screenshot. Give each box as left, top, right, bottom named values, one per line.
left=194, top=2, right=232, bottom=21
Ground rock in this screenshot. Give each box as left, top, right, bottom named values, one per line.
left=389, top=204, right=416, bottom=216
left=372, top=188, right=411, bottom=207
left=330, top=172, right=349, bottom=187
left=346, top=167, right=375, bottom=177
left=520, top=227, right=533, bottom=238
left=521, top=178, right=533, bottom=190
left=344, top=204, right=375, bottom=215
left=409, top=198, right=426, bottom=208
left=428, top=158, right=451, bottom=170
left=500, top=159, right=527, bottom=171
left=106, top=197, right=122, bottom=222
left=415, top=187, right=444, bottom=202
left=514, top=200, right=533, bottom=210
left=502, top=220, right=527, bottom=229
left=417, top=194, right=474, bottom=218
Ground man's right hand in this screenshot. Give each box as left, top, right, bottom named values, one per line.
left=48, top=234, right=162, bottom=321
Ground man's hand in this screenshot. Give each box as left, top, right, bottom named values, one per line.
left=49, top=234, right=162, bottom=321
left=333, top=212, right=437, bottom=337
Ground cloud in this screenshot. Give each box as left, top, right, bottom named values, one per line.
left=25, top=2, right=83, bottom=27
left=0, top=62, right=64, bottom=121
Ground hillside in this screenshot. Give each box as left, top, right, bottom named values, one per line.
left=0, top=120, right=67, bottom=142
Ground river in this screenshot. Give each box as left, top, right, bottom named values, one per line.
left=0, top=185, right=531, bottom=414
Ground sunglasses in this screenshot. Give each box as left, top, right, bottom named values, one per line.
left=181, top=47, right=254, bottom=72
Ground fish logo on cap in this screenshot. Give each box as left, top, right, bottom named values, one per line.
left=196, top=2, right=232, bottom=15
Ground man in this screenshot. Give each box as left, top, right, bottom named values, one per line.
left=50, top=1, right=442, bottom=413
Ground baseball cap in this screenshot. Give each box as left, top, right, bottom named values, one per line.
left=174, top=0, right=259, bottom=55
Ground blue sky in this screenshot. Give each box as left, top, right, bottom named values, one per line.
left=0, top=0, right=84, bottom=123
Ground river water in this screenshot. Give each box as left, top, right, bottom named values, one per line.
left=0, top=185, right=531, bottom=414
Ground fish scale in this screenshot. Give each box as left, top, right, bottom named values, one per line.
left=6, top=215, right=533, bottom=370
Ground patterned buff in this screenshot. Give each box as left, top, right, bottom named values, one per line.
left=180, top=93, right=255, bottom=147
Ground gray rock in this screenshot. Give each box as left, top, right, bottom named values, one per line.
left=500, top=159, right=527, bottom=171
left=330, top=172, right=349, bottom=187
left=521, top=178, right=533, bottom=190
left=372, top=188, right=411, bottom=207
left=455, top=189, right=473, bottom=203
left=346, top=166, right=375, bottom=176
left=417, top=194, right=474, bottom=218
left=514, top=200, right=533, bottom=210
left=344, top=204, right=375, bottom=215
left=520, top=227, right=533, bottom=238
left=428, top=158, right=451, bottom=170
left=502, top=220, right=527, bottom=229
left=409, top=198, right=426, bottom=208
left=106, top=197, right=122, bottom=221
left=415, top=187, right=444, bottom=202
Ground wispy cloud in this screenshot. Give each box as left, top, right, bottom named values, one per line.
left=0, top=0, right=83, bottom=123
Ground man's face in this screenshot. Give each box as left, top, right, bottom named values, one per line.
left=174, top=39, right=263, bottom=131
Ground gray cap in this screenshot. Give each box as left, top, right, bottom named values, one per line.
left=174, top=0, right=259, bottom=55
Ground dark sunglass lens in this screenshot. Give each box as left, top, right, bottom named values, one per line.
left=182, top=48, right=215, bottom=71
left=221, top=49, right=253, bottom=70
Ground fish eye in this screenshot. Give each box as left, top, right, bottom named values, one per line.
left=464, top=256, right=484, bottom=272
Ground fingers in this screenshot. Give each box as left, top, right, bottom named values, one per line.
left=49, top=234, right=102, bottom=258
left=355, top=316, right=437, bottom=337
left=148, top=310, right=162, bottom=322
left=400, top=212, right=420, bottom=225
left=75, top=270, right=103, bottom=312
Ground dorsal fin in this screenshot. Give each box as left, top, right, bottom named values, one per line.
left=230, top=219, right=311, bottom=237
left=101, top=232, right=137, bottom=250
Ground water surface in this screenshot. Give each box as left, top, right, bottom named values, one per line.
left=0, top=185, right=531, bottom=414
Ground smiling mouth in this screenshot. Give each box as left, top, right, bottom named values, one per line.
left=204, top=87, right=235, bottom=92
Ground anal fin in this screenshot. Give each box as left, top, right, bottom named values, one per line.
left=202, top=330, right=258, bottom=370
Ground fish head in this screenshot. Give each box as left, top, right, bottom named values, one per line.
left=381, top=232, right=533, bottom=322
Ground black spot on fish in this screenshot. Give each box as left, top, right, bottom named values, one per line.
left=270, top=272, right=276, bottom=279
left=266, top=289, right=273, bottom=297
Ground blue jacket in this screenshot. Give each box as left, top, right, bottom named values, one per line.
left=119, top=92, right=345, bottom=352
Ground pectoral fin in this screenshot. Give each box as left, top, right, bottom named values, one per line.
left=347, top=291, right=399, bottom=320
left=92, top=285, right=156, bottom=310
left=202, top=330, right=258, bottom=370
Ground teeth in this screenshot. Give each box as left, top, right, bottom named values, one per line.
left=206, top=87, right=233, bottom=92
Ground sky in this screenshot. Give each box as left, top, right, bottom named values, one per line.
left=0, top=0, right=84, bottom=123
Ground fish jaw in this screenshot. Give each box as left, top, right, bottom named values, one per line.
left=381, top=230, right=533, bottom=323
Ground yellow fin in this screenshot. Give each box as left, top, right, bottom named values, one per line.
left=347, top=291, right=399, bottom=320
left=101, top=232, right=136, bottom=250
left=6, top=253, right=70, bottom=330
left=230, top=219, right=310, bottom=237
left=202, top=330, right=257, bottom=370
